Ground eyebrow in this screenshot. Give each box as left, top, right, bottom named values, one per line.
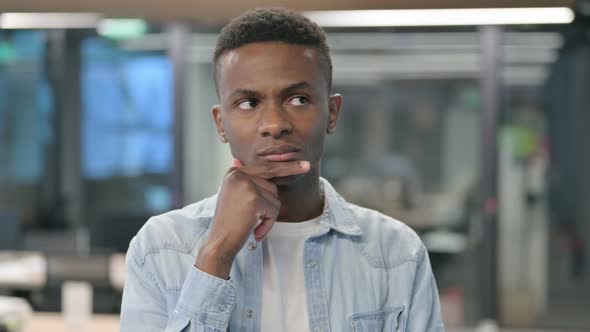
left=281, top=81, right=312, bottom=95
left=228, top=88, right=261, bottom=100
left=228, top=81, right=313, bottom=101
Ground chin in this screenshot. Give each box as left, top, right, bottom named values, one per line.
left=270, top=173, right=306, bottom=187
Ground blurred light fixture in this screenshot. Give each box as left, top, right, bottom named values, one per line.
left=303, top=7, right=574, bottom=27
left=502, top=66, right=549, bottom=86
left=503, top=47, right=558, bottom=64
left=0, top=13, right=101, bottom=29
left=327, top=32, right=563, bottom=51
left=98, top=19, right=148, bottom=40
left=330, top=52, right=551, bottom=86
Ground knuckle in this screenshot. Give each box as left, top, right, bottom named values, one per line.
left=270, top=205, right=279, bottom=218
left=226, top=169, right=242, bottom=181
left=256, top=194, right=267, bottom=206
left=244, top=195, right=258, bottom=211
left=269, top=184, right=278, bottom=195
left=246, top=186, right=260, bottom=201
left=245, top=180, right=258, bottom=193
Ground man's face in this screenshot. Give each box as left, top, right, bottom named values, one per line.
left=212, top=42, right=341, bottom=185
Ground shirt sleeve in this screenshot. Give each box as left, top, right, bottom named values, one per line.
left=405, top=245, right=445, bottom=331
left=120, top=241, right=237, bottom=332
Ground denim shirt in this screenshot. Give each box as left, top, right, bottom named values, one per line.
left=120, top=178, right=444, bottom=332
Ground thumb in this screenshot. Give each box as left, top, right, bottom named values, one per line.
left=232, top=158, right=244, bottom=168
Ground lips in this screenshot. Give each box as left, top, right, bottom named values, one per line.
left=258, top=145, right=302, bottom=162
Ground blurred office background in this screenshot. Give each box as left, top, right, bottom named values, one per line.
left=0, top=0, right=589, bottom=331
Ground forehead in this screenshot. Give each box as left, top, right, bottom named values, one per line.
left=216, top=42, right=323, bottom=99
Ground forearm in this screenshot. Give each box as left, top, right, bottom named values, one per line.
left=194, top=238, right=236, bottom=280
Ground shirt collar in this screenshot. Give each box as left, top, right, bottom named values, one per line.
left=318, top=177, right=363, bottom=237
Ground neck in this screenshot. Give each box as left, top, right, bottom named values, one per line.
left=276, top=169, right=323, bottom=223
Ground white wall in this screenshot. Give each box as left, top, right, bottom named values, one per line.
left=183, top=62, right=232, bottom=205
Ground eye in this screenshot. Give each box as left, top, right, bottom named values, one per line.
left=237, top=99, right=258, bottom=110
left=287, top=96, right=309, bottom=106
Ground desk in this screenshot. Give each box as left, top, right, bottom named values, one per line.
left=24, top=313, right=119, bottom=332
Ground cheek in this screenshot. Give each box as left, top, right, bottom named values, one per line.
left=300, top=115, right=328, bottom=161
left=224, top=119, right=251, bottom=158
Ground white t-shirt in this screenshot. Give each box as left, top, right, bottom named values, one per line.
left=260, top=216, right=323, bottom=332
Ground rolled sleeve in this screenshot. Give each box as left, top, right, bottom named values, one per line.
left=174, top=266, right=237, bottom=330
left=121, top=239, right=236, bottom=332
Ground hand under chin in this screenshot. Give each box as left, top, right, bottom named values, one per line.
left=269, top=173, right=306, bottom=186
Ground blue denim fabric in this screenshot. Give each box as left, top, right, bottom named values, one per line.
left=121, top=178, right=444, bottom=332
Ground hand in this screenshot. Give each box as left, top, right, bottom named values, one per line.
left=194, top=158, right=310, bottom=279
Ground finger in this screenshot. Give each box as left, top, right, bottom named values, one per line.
left=232, top=158, right=244, bottom=168
left=253, top=200, right=279, bottom=241
left=225, top=158, right=245, bottom=176
left=249, top=176, right=279, bottom=197
left=254, top=217, right=274, bottom=242
left=254, top=197, right=279, bottom=223
left=239, top=160, right=311, bottom=180
left=225, top=169, right=279, bottom=197
left=256, top=186, right=281, bottom=210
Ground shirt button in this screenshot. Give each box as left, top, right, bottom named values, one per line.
left=247, top=243, right=257, bottom=251
left=218, top=303, right=228, bottom=312
left=245, top=309, right=254, bottom=318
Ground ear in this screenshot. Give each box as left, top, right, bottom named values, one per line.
left=327, top=93, right=343, bottom=133
left=211, top=104, right=226, bottom=142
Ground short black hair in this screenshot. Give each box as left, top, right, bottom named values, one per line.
left=213, top=7, right=332, bottom=93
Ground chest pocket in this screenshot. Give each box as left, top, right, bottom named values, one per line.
left=349, top=306, right=405, bottom=332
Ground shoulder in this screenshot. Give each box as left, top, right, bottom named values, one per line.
left=346, top=202, right=426, bottom=269
left=127, top=195, right=218, bottom=264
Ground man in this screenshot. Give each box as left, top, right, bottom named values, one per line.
left=121, top=7, right=443, bottom=332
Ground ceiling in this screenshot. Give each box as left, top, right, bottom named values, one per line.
left=0, top=0, right=575, bottom=25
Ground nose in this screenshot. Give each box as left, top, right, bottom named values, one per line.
left=257, top=104, right=293, bottom=139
